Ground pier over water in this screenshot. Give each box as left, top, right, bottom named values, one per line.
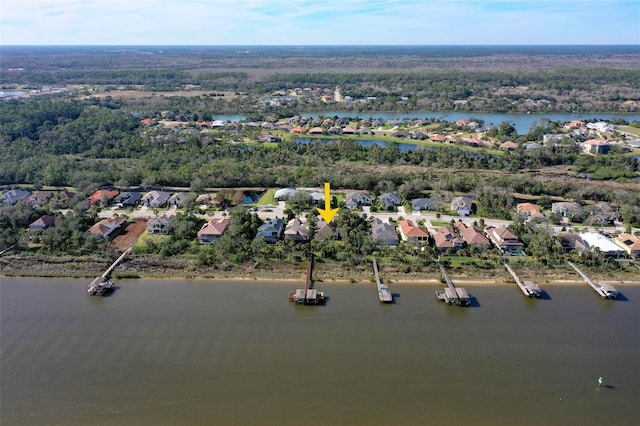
left=289, top=248, right=325, bottom=305
left=504, top=263, right=542, bottom=298
left=436, top=261, right=470, bottom=306
left=373, top=259, right=393, bottom=303
left=567, top=261, right=619, bottom=299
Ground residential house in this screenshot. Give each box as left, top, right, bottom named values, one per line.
left=309, top=191, right=326, bottom=205
left=168, top=192, right=193, bottom=207
left=411, top=197, right=437, bottom=212
left=586, top=122, right=614, bottom=133
left=196, top=193, right=218, bottom=206
left=454, top=221, right=491, bottom=251
left=314, top=218, right=334, bottom=239
left=197, top=218, right=230, bottom=243
left=579, top=232, right=625, bottom=258
left=558, top=233, right=587, bottom=253
left=370, top=218, right=399, bottom=247
left=551, top=202, right=581, bottom=217
left=256, top=218, right=284, bottom=243
left=582, top=139, right=611, bottom=155
left=397, top=220, right=429, bottom=245
left=141, top=190, right=171, bottom=208
left=499, top=141, right=518, bottom=151
left=258, top=132, right=281, bottom=142
left=22, top=191, right=53, bottom=208
left=284, top=218, right=309, bottom=242
left=345, top=191, right=372, bottom=209
left=516, top=202, right=543, bottom=218
left=89, top=217, right=126, bottom=239
left=27, top=215, right=56, bottom=232
left=614, top=233, right=640, bottom=258
left=433, top=226, right=464, bottom=252
left=50, top=190, right=75, bottom=206
left=88, top=189, right=119, bottom=206
left=114, top=191, right=142, bottom=207
left=1, top=189, right=31, bottom=205
left=379, top=192, right=402, bottom=210
left=451, top=196, right=473, bottom=216
left=274, top=187, right=298, bottom=201
left=524, top=142, right=543, bottom=150
left=485, top=226, right=524, bottom=254
left=147, top=214, right=174, bottom=235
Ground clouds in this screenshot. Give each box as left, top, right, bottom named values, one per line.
left=1, top=0, right=639, bottom=45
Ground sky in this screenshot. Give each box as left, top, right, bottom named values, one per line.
left=1, top=0, right=639, bottom=45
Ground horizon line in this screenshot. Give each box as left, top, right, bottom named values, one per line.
left=2, top=43, right=639, bottom=47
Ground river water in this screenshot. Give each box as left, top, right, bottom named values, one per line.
left=1, top=277, right=638, bottom=425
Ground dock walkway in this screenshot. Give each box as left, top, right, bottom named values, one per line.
left=567, top=261, right=619, bottom=299
left=87, top=248, right=131, bottom=293
left=289, top=249, right=325, bottom=305
left=436, top=261, right=470, bottom=306
left=504, top=263, right=542, bottom=297
left=372, top=259, right=392, bottom=303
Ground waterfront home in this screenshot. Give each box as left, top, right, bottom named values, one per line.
left=114, top=191, right=142, bottom=207
left=454, top=221, right=491, bottom=251
left=256, top=218, right=284, bottom=243
left=345, top=191, right=372, bottom=209
left=516, top=202, right=543, bottom=219
left=274, top=187, right=298, bottom=201
left=579, top=232, right=625, bottom=258
left=141, top=190, right=171, bottom=208
left=148, top=214, right=174, bottom=235
left=22, top=191, right=53, bottom=208
left=411, top=197, right=437, bottom=212
left=379, top=192, right=402, bottom=210
left=284, top=218, right=309, bottom=242
left=88, top=189, right=119, bottom=206
left=582, top=139, right=611, bottom=155
left=614, top=233, right=640, bottom=258
left=1, top=189, right=31, bottom=206
left=89, top=217, right=126, bottom=239
left=451, top=196, right=473, bottom=216
left=27, top=215, right=56, bottom=232
left=370, top=218, right=399, bottom=247
left=397, top=220, right=429, bottom=245
left=314, top=218, right=334, bottom=239
left=433, top=226, right=464, bottom=252
left=551, top=202, right=581, bottom=217
left=485, top=226, right=524, bottom=254
left=197, top=218, right=230, bottom=243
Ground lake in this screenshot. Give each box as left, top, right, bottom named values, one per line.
left=303, top=112, right=640, bottom=135
left=1, top=277, right=638, bottom=425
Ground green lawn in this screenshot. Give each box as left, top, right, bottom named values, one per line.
left=255, top=188, right=276, bottom=206
left=430, top=220, right=453, bottom=228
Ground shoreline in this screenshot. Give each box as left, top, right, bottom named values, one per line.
left=2, top=254, right=639, bottom=286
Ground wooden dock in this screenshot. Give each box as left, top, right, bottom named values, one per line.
left=87, top=248, right=131, bottom=294
left=504, top=263, right=542, bottom=298
left=567, top=261, right=619, bottom=299
left=289, top=249, right=325, bottom=305
left=435, top=261, right=470, bottom=306
left=372, top=259, right=392, bottom=303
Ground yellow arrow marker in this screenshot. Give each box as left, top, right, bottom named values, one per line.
left=316, top=182, right=338, bottom=224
